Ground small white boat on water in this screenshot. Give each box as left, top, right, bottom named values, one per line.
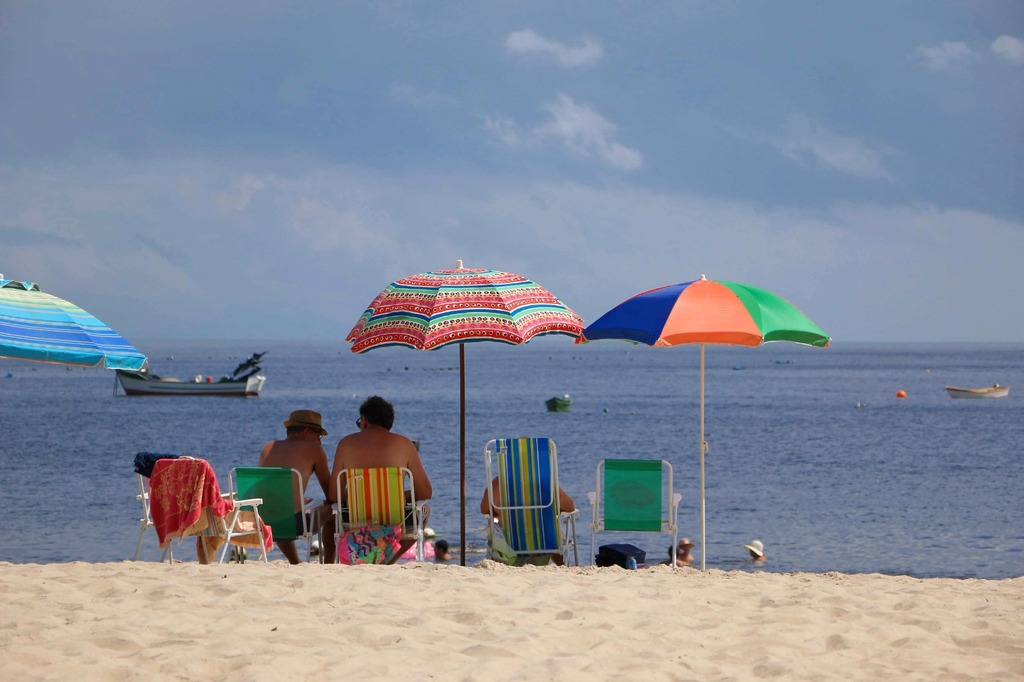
left=944, top=384, right=1009, bottom=400
left=116, top=352, right=266, bottom=397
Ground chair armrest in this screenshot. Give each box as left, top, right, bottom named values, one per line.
left=233, top=497, right=263, bottom=508
left=559, top=509, right=581, bottom=520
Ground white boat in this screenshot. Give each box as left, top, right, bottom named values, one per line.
left=116, top=352, right=266, bottom=397
left=945, top=384, right=1009, bottom=399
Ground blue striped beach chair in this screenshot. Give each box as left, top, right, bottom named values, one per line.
left=483, top=437, right=579, bottom=566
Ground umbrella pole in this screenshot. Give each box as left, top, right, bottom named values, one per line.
left=699, top=344, right=706, bottom=571
left=459, top=344, right=467, bottom=566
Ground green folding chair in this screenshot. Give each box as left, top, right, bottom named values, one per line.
left=226, top=467, right=322, bottom=563
left=483, top=437, right=579, bottom=566
left=588, top=459, right=681, bottom=567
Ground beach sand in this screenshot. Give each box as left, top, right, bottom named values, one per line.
left=1, top=561, right=1021, bottom=681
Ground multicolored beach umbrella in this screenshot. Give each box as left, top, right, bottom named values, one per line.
left=581, top=275, right=829, bottom=569
left=0, top=277, right=147, bottom=371
left=347, top=260, right=585, bottom=564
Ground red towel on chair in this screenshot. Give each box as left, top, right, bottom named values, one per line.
left=150, top=457, right=232, bottom=547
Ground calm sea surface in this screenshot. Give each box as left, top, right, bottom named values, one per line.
left=1, top=340, right=1021, bottom=579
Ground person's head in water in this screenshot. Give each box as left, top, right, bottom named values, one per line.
left=434, top=539, right=452, bottom=561
left=744, top=539, right=765, bottom=562
left=671, top=538, right=695, bottom=565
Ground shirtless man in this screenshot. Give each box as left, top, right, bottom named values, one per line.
left=258, top=409, right=335, bottom=564
left=329, top=396, right=432, bottom=562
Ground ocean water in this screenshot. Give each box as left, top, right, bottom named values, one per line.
left=1, top=340, right=1021, bottom=579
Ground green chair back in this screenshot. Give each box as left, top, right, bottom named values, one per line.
left=233, top=467, right=300, bottom=541
left=602, top=459, right=664, bottom=532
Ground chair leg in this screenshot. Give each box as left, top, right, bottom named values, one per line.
left=218, top=508, right=241, bottom=564
left=133, top=521, right=148, bottom=561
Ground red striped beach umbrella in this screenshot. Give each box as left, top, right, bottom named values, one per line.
left=347, top=260, right=585, bottom=563
left=582, top=275, right=829, bottom=569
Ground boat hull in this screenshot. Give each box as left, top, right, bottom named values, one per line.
left=545, top=397, right=571, bottom=412
left=117, top=371, right=265, bottom=397
left=945, top=385, right=1009, bottom=399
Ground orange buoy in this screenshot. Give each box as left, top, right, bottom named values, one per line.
left=206, top=375, right=213, bottom=383
left=896, top=390, right=906, bottom=398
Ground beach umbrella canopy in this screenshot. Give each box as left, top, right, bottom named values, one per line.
left=0, top=277, right=147, bottom=371
left=347, top=260, right=585, bottom=564
left=581, top=275, right=829, bottom=569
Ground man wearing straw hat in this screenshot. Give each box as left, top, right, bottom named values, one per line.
left=259, top=409, right=336, bottom=564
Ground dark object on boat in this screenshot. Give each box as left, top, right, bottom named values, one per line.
left=546, top=394, right=571, bottom=412
left=115, top=351, right=266, bottom=397
left=230, top=351, right=266, bottom=381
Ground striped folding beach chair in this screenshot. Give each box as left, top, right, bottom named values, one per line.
left=335, top=467, right=427, bottom=563
left=483, top=437, right=579, bottom=566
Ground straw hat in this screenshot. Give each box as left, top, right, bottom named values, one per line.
left=744, top=539, right=764, bottom=557
left=678, top=538, right=695, bottom=550
left=283, top=409, right=327, bottom=436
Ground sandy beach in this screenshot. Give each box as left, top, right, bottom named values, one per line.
left=1, top=561, right=1021, bottom=681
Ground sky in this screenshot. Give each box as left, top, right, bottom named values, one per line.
left=1, top=1, right=1022, bottom=345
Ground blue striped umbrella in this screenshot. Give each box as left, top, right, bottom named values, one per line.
left=0, top=277, right=147, bottom=370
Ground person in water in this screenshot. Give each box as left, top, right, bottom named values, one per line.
left=662, top=538, right=695, bottom=566
left=744, top=539, right=766, bottom=562
left=433, top=539, right=453, bottom=562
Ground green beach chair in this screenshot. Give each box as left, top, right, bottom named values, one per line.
left=588, top=459, right=681, bottom=567
left=483, top=437, right=579, bottom=566
left=226, top=466, right=322, bottom=563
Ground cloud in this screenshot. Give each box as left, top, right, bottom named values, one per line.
left=485, top=116, right=522, bottom=146
left=504, top=29, right=602, bottom=67
left=3, top=155, right=1023, bottom=342
left=742, top=115, right=897, bottom=182
left=215, top=175, right=268, bottom=214
left=387, top=83, right=457, bottom=111
left=287, top=197, right=377, bottom=252
left=913, top=41, right=982, bottom=71
left=539, top=95, right=643, bottom=169
left=488, top=94, right=643, bottom=170
left=991, top=35, right=1024, bottom=66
